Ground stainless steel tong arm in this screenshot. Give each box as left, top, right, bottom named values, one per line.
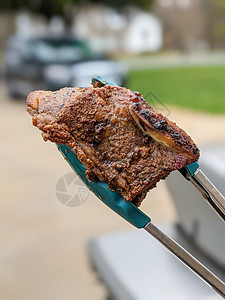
left=180, top=163, right=225, bottom=222
left=144, top=222, right=225, bottom=298
left=191, top=169, right=225, bottom=222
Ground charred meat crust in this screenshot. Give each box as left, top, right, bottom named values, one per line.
left=26, top=84, right=199, bottom=206
left=129, top=102, right=199, bottom=159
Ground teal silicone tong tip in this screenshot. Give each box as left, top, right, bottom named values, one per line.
left=91, top=76, right=109, bottom=86
left=57, top=144, right=151, bottom=228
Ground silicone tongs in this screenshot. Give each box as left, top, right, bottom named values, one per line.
left=56, top=77, right=225, bottom=298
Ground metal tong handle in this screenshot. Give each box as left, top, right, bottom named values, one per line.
left=180, top=162, right=225, bottom=222
left=144, top=222, right=225, bottom=298
left=191, top=169, right=225, bottom=222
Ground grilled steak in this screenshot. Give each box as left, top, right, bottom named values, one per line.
left=27, top=83, right=199, bottom=206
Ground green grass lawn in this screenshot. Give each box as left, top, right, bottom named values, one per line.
left=127, top=66, right=225, bottom=114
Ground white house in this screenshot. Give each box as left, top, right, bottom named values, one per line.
left=122, top=12, right=163, bottom=53
left=72, top=5, right=163, bottom=54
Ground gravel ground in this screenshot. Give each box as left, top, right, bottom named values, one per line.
left=0, top=82, right=225, bottom=300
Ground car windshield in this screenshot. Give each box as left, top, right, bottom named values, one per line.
left=27, top=39, right=95, bottom=63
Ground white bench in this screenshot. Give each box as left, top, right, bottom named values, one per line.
left=88, top=224, right=222, bottom=299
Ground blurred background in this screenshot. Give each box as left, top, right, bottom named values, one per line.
left=0, top=0, right=225, bottom=299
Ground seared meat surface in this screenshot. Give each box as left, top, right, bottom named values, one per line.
left=27, top=83, right=199, bottom=206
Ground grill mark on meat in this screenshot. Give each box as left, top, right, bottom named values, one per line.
left=26, top=84, right=199, bottom=206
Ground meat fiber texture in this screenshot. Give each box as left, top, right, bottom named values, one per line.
left=27, top=83, right=199, bottom=206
